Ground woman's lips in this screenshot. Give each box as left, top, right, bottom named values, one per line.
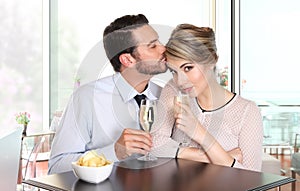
left=181, top=87, right=193, bottom=94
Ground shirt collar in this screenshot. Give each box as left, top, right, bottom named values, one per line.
left=113, top=72, right=161, bottom=103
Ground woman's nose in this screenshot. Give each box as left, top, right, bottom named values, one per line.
left=176, top=71, right=187, bottom=87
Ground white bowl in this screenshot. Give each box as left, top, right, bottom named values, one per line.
left=71, top=162, right=114, bottom=184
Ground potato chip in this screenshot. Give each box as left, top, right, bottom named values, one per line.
left=77, top=150, right=111, bottom=167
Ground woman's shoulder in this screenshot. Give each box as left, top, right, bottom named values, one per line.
left=234, top=95, right=258, bottom=105
left=232, top=95, right=260, bottom=112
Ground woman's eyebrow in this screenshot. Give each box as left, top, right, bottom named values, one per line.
left=179, top=62, right=192, bottom=69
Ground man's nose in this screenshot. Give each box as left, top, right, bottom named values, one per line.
left=158, top=44, right=166, bottom=53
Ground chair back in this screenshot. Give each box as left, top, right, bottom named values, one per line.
left=292, top=153, right=300, bottom=174
left=0, top=128, right=22, bottom=191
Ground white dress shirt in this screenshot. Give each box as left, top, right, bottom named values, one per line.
left=48, top=73, right=162, bottom=174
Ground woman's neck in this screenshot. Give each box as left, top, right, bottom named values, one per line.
left=197, top=83, right=233, bottom=111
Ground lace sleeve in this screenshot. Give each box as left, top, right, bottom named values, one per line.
left=151, top=80, right=180, bottom=156
left=238, top=101, right=264, bottom=171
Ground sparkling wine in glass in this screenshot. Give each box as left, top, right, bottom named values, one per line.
left=138, top=99, right=158, bottom=161
left=174, top=92, right=190, bottom=147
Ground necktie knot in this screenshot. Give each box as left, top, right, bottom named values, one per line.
left=134, top=94, right=146, bottom=107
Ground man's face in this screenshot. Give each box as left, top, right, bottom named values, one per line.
left=132, top=25, right=167, bottom=75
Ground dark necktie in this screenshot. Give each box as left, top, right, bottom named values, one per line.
left=134, top=94, right=146, bottom=108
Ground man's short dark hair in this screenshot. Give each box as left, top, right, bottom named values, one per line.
left=103, top=14, right=149, bottom=72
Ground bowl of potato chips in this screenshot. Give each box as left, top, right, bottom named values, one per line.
left=72, top=150, right=113, bottom=184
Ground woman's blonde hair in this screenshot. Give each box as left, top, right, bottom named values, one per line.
left=166, top=24, right=218, bottom=65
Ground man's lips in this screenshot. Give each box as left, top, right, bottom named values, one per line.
left=160, top=57, right=166, bottom=63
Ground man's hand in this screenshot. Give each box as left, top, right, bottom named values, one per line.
left=114, top=128, right=152, bottom=160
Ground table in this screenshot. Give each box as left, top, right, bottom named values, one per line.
left=23, top=158, right=295, bottom=191
left=262, top=143, right=293, bottom=158
left=18, top=129, right=55, bottom=184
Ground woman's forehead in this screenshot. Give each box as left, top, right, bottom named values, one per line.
left=167, top=57, right=188, bottom=66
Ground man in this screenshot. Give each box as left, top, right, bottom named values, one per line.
left=48, top=14, right=168, bottom=174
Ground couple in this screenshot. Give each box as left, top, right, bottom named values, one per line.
left=48, top=14, right=263, bottom=174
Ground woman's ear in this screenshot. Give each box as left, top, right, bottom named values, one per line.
left=210, top=55, right=218, bottom=70
left=119, top=53, right=135, bottom=67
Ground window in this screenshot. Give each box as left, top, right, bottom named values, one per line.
left=0, top=0, right=235, bottom=133
left=0, top=0, right=44, bottom=131
left=216, top=0, right=232, bottom=90
left=240, top=0, right=300, bottom=144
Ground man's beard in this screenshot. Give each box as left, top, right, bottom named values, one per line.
left=135, top=59, right=167, bottom=75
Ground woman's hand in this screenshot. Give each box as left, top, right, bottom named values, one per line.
left=174, top=102, right=204, bottom=142
left=228, top=147, right=243, bottom=163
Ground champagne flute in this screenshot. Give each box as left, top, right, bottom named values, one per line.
left=138, top=99, right=158, bottom=161
left=174, top=92, right=190, bottom=147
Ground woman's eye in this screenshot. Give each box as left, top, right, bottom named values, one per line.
left=184, top=66, right=193, bottom=72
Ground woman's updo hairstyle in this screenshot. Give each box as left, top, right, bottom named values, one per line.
left=166, top=24, right=218, bottom=65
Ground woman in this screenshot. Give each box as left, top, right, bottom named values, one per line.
left=152, top=24, right=263, bottom=171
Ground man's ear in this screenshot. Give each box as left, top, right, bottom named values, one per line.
left=119, top=53, right=135, bottom=67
